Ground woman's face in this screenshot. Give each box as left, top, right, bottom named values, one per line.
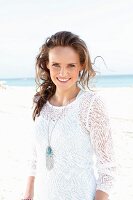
left=47, top=46, right=83, bottom=91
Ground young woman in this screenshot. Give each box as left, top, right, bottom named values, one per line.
left=22, top=31, right=116, bottom=200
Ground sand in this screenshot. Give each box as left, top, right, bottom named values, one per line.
left=0, top=86, right=133, bottom=200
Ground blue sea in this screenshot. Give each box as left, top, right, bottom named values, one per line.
left=0, top=75, right=133, bottom=88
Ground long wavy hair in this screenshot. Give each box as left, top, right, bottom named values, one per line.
left=32, top=31, right=96, bottom=121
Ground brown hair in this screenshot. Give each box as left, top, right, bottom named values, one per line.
left=32, top=31, right=96, bottom=121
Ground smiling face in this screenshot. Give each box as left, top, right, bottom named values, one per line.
left=47, top=46, right=83, bottom=91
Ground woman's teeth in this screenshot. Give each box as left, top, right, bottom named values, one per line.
left=57, top=78, right=70, bottom=82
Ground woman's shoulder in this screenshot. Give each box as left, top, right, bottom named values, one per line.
left=79, top=89, right=107, bottom=110
left=79, top=89, right=100, bottom=102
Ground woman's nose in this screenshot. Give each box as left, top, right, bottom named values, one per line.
left=59, top=67, right=68, bottom=77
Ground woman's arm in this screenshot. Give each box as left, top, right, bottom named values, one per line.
left=23, top=176, right=35, bottom=199
left=86, top=94, right=116, bottom=199
left=22, top=125, right=37, bottom=199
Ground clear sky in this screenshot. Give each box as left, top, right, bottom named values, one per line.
left=0, top=0, right=133, bottom=78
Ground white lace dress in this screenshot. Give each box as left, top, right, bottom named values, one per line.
left=28, top=89, right=116, bottom=200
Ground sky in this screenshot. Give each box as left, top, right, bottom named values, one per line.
left=0, top=0, right=133, bottom=78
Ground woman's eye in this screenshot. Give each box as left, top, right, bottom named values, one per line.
left=52, top=64, right=60, bottom=67
left=69, top=64, right=75, bottom=67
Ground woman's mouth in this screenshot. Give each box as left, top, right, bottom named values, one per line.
left=57, top=77, right=71, bottom=83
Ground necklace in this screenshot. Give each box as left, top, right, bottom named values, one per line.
left=46, top=105, right=68, bottom=170
left=46, top=88, right=81, bottom=170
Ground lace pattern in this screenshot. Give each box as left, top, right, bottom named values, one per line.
left=85, top=94, right=116, bottom=194
left=28, top=90, right=116, bottom=197
left=78, top=92, right=96, bottom=134
left=40, top=102, right=73, bottom=122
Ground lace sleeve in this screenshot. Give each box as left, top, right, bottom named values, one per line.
left=27, top=125, right=37, bottom=177
left=86, top=94, right=116, bottom=195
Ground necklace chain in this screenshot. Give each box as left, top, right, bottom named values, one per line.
left=46, top=88, right=81, bottom=170
left=47, top=88, right=81, bottom=145
left=46, top=100, right=70, bottom=170
left=47, top=106, right=66, bottom=145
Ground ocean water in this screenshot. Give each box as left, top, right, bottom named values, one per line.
left=90, top=74, right=133, bottom=88
left=0, top=75, right=133, bottom=88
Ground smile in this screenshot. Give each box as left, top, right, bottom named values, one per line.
left=57, top=78, right=71, bottom=82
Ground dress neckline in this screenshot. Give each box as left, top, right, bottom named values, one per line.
left=46, top=89, right=84, bottom=109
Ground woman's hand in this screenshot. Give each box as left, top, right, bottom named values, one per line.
left=95, top=190, right=109, bottom=200
left=22, top=189, right=34, bottom=200
left=21, top=198, right=33, bottom=200
left=21, top=199, right=33, bottom=200
left=21, top=193, right=33, bottom=200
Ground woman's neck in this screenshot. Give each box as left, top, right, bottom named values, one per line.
left=49, top=86, right=81, bottom=106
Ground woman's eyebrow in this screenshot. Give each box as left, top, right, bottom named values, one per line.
left=51, top=62, right=60, bottom=64
left=51, top=62, right=77, bottom=64
left=67, top=63, right=77, bottom=64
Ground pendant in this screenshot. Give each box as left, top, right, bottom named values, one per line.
left=46, top=146, right=54, bottom=170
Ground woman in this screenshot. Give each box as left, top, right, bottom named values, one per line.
left=22, top=31, right=116, bottom=200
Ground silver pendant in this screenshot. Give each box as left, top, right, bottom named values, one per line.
left=46, top=146, right=54, bottom=170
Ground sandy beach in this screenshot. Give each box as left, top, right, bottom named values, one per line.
left=0, top=86, right=133, bottom=200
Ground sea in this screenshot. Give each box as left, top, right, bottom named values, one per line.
left=0, top=74, right=133, bottom=88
